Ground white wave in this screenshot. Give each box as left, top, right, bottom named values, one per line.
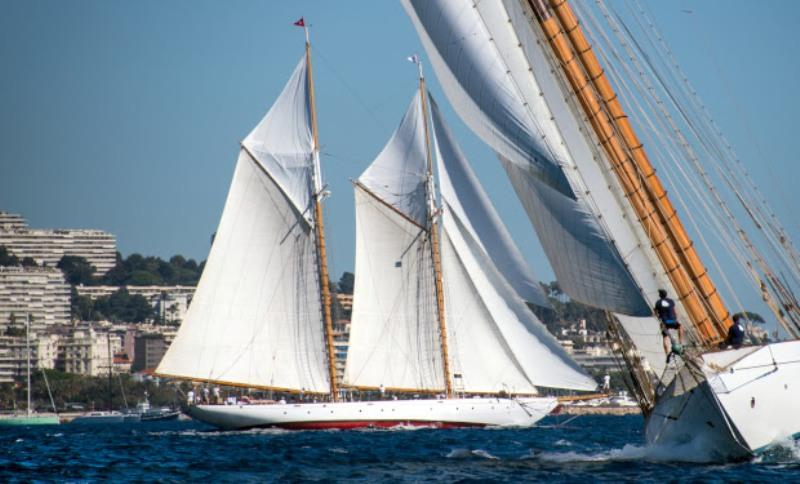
left=328, top=447, right=349, bottom=454
left=533, top=441, right=721, bottom=464
left=446, top=448, right=500, bottom=460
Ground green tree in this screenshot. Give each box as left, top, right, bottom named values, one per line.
left=20, top=256, right=38, bottom=267
left=337, top=272, right=355, bottom=294
left=0, top=245, right=19, bottom=266
left=57, top=255, right=96, bottom=285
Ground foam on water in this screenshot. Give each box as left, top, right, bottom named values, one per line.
left=534, top=440, right=721, bottom=464
left=446, top=448, right=500, bottom=460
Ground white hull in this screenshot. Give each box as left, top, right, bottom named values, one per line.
left=645, top=341, right=800, bottom=461
left=188, top=397, right=558, bottom=431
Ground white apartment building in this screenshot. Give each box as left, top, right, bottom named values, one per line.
left=0, top=211, right=117, bottom=274
left=76, top=285, right=194, bottom=325
left=0, top=267, right=70, bottom=331
left=58, top=327, right=122, bottom=376
left=0, top=333, right=60, bottom=380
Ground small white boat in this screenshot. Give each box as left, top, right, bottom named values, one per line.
left=71, top=411, right=139, bottom=424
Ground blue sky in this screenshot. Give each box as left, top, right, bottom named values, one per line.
left=1, top=1, right=798, bottom=317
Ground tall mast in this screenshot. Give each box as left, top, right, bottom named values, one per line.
left=26, top=313, right=31, bottom=416
left=305, top=25, right=339, bottom=402
left=528, top=0, right=729, bottom=347
left=417, top=61, right=453, bottom=397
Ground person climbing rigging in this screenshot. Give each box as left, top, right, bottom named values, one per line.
left=654, top=289, right=684, bottom=361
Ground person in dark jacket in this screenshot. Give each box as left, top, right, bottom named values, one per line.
left=655, top=289, right=684, bottom=359
left=725, top=314, right=746, bottom=348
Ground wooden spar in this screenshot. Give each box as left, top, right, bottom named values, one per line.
left=526, top=0, right=725, bottom=346
left=306, top=38, right=339, bottom=402
left=152, top=372, right=332, bottom=395
left=545, top=0, right=730, bottom=340
left=418, top=72, right=453, bottom=398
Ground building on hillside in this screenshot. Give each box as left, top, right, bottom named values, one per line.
left=131, top=330, right=176, bottom=372
left=0, top=212, right=27, bottom=231
left=0, top=211, right=117, bottom=274
left=0, top=345, right=14, bottom=383
left=0, top=333, right=60, bottom=381
left=0, top=267, right=70, bottom=331
left=76, top=285, right=195, bottom=325
left=57, top=326, right=122, bottom=376
left=332, top=319, right=351, bottom=385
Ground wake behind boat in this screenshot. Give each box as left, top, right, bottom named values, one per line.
left=155, top=21, right=596, bottom=430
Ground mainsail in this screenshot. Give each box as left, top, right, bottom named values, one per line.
left=156, top=55, right=330, bottom=394
left=344, top=85, right=596, bottom=394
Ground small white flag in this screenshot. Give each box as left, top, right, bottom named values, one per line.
left=407, top=54, right=420, bottom=64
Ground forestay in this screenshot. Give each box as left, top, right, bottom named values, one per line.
left=156, top=56, right=330, bottom=393
left=344, top=92, right=445, bottom=392
left=403, top=0, right=652, bottom=317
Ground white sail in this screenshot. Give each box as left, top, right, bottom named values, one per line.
left=441, top=203, right=597, bottom=393
left=429, top=96, right=549, bottom=309
left=344, top=92, right=444, bottom=392
left=157, top=56, right=330, bottom=393
left=403, top=0, right=653, bottom=317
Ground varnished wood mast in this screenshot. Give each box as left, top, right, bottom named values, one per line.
left=306, top=36, right=340, bottom=402
left=418, top=72, right=454, bottom=397
left=527, top=0, right=729, bottom=346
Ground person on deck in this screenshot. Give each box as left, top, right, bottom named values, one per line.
left=725, top=314, right=746, bottom=349
left=654, top=289, right=684, bottom=359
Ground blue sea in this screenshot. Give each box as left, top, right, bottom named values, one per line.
left=2, top=415, right=798, bottom=482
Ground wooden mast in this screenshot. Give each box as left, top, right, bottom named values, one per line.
left=527, top=0, right=728, bottom=346
left=305, top=28, right=339, bottom=402
left=417, top=62, right=453, bottom=397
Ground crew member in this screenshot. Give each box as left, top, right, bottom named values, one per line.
left=725, top=314, right=746, bottom=349
left=654, top=289, right=684, bottom=359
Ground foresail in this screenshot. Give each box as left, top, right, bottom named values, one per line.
left=442, top=204, right=597, bottom=393
left=403, top=0, right=652, bottom=316
left=156, top=150, right=329, bottom=392
left=344, top=188, right=444, bottom=391
left=242, top=55, right=316, bottom=225
left=430, top=96, right=549, bottom=309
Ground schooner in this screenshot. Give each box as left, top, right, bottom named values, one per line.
left=156, top=25, right=596, bottom=430
left=404, top=0, right=800, bottom=461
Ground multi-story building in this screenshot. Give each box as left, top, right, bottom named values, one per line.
left=0, top=345, right=14, bottom=383
left=76, top=285, right=194, bottom=325
left=0, top=333, right=60, bottom=380
left=0, top=211, right=117, bottom=274
left=131, top=330, right=176, bottom=372
left=0, top=266, right=70, bottom=331
left=57, top=326, right=122, bottom=376
left=0, top=212, right=27, bottom=231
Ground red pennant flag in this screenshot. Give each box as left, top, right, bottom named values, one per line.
left=294, top=17, right=305, bottom=27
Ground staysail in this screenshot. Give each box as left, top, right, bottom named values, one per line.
left=344, top=92, right=444, bottom=392
left=156, top=56, right=330, bottom=393
left=431, top=96, right=596, bottom=392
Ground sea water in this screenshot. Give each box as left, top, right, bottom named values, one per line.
left=1, top=415, right=798, bottom=482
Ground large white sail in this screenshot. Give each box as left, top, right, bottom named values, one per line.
left=403, top=0, right=655, bottom=317
left=156, top=56, right=330, bottom=393
left=429, top=96, right=549, bottom=309
left=344, top=92, right=444, bottom=392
